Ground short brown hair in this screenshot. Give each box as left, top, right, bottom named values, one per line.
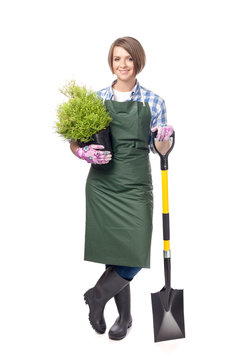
left=108, top=36, right=146, bottom=75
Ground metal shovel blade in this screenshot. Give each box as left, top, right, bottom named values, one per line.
left=151, top=286, right=185, bottom=342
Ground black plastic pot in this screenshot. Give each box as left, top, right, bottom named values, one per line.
left=76, top=139, right=92, bottom=148
left=92, top=126, right=112, bottom=152
left=77, top=126, right=112, bottom=152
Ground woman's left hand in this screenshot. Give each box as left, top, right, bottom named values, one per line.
left=151, top=124, right=174, bottom=141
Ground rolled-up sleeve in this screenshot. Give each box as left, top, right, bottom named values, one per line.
left=149, top=98, right=167, bottom=153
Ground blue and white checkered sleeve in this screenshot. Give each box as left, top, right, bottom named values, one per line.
left=96, top=89, right=106, bottom=101
left=149, top=97, right=167, bottom=153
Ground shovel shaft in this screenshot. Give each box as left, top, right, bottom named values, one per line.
left=162, top=170, right=170, bottom=252
left=152, top=131, right=175, bottom=290
left=162, top=170, right=171, bottom=288
left=164, top=257, right=171, bottom=289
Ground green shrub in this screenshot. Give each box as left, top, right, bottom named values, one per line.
left=55, top=80, right=112, bottom=142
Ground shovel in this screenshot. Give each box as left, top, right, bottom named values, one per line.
left=151, top=130, right=185, bottom=342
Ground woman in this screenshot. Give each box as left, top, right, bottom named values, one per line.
left=70, top=36, right=173, bottom=340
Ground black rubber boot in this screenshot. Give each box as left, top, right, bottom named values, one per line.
left=84, top=266, right=129, bottom=334
left=108, top=284, right=132, bottom=340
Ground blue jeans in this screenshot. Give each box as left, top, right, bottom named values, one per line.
left=106, top=264, right=142, bottom=280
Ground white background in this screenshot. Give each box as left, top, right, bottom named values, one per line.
left=1, top=0, right=240, bottom=359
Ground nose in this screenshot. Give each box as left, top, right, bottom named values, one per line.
left=119, top=58, right=127, bottom=68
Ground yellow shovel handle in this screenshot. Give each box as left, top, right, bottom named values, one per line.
left=162, top=170, right=170, bottom=254
left=162, top=170, right=169, bottom=214
left=151, top=131, right=175, bottom=258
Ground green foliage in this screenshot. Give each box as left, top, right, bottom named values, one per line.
left=55, top=80, right=112, bottom=142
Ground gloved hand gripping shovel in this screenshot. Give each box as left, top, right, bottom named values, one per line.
left=151, top=131, right=185, bottom=342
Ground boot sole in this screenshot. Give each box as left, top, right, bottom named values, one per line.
left=108, top=321, right=133, bottom=341
left=84, top=291, right=106, bottom=334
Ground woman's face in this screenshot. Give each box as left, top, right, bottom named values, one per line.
left=112, top=46, right=135, bottom=82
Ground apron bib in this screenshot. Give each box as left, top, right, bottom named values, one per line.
left=84, top=100, right=153, bottom=268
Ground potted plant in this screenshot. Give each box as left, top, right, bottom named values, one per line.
left=55, top=80, right=112, bottom=151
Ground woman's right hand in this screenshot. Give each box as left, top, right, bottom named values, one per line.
left=76, top=144, right=112, bottom=164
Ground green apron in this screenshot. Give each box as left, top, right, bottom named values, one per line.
left=84, top=99, right=153, bottom=268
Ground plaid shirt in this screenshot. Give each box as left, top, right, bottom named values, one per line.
left=97, top=80, right=167, bottom=153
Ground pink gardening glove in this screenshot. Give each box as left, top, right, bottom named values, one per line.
left=76, top=144, right=112, bottom=164
left=151, top=124, right=174, bottom=141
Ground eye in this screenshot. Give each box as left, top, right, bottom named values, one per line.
left=128, top=57, right=133, bottom=61
left=114, top=57, right=120, bottom=61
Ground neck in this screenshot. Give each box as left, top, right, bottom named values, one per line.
left=113, top=78, right=137, bottom=92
